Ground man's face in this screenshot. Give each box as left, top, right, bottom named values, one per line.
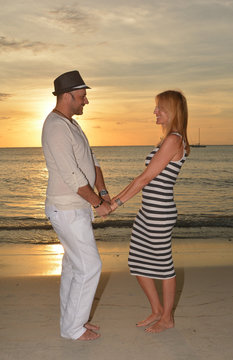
left=69, top=89, right=89, bottom=115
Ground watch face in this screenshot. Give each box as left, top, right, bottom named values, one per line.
left=100, top=190, right=108, bottom=196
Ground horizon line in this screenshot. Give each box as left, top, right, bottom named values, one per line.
left=1, top=144, right=233, bottom=149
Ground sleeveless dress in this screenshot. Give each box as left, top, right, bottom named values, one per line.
left=128, top=133, right=186, bottom=279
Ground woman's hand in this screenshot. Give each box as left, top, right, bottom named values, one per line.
left=110, top=198, right=118, bottom=212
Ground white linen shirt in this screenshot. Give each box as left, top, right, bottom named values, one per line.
left=42, top=111, right=100, bottom=210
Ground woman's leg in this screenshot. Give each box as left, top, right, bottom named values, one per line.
left=146, top=276, right=176, bottom=333
left=136, top=275, right=163, bottom=326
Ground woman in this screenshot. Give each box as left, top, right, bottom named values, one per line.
left=111, top=90, right=190, bottom=333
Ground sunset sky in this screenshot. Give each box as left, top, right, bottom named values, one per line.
left=1, top=0, right=233, bottom=147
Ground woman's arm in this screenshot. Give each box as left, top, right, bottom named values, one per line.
left=111, top=134, right=182, bottom=210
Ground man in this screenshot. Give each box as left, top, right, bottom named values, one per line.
left=42, top=70, right=111, bottom=341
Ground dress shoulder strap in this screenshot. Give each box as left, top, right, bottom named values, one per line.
left=171, top=132, right=182, bottom=138
left=170, top=132, right=186, bottom=149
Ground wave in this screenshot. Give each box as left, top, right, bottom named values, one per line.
left=0, top=215, right=232, bottom=231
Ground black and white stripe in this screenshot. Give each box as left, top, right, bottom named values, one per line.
left=128, top=143, right=186, bottom=279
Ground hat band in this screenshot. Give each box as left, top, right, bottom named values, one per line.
left=71, top=85, right=87, bottom=90
left=52, top=84, right=90, bottom=96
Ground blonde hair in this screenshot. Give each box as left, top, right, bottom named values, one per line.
left=156, top=90, right=190, bottom=155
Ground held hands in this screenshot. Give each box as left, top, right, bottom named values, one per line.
left=95, top=200, right=112, bottom=217
left=94, top=192, right=112, bottom=217
left=94, top=194, right=122, bottom=217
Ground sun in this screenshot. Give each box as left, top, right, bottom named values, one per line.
left=39, top=99, right=56, bottom=119
left=34, top=99, right=56, bottom=130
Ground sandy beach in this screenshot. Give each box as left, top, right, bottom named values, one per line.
left=1, top=239, right=233, bottom=360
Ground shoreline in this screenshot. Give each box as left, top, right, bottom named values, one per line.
left=0, top=238, right=232, bottom=277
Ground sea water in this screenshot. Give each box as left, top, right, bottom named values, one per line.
left=0, top=146, right=233, bottom=246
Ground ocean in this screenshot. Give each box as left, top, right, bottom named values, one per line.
left=0, top=146, right=233, bottom=246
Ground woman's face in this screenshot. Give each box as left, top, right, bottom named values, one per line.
left=154, top=100, right=170, bottom=127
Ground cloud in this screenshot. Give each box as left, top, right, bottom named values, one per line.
left=46, top=6, right=98, bottom=33
left=0, top=35, right=63, bottom=53
left=39, top=3, right=149, bottom=36
left=0, top=93, right=12, bottom=101
left=0, top=115, right=12, bottom=124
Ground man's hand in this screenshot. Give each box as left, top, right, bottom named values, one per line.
left=100, top=193, right=111, bottom=204
left=95, top=200, right=112, bottom=217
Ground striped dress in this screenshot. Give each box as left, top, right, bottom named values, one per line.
left=128, top=134, right=186, bottom=279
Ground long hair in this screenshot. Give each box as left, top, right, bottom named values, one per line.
left=156, top=90, right=190, bottom=155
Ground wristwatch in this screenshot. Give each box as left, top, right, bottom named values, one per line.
left=99, top=189, right=109, bottom=197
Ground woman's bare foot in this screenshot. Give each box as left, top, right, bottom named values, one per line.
left=145, top=319, right=174, bottom=333
left=85, top=322, right=100, bottom=331
left=78, top=329, right=100, bottom=341
left=136, top=313, right=161, bottom=327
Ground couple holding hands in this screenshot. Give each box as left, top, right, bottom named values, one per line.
left=42, top=70, right=190, bottom=341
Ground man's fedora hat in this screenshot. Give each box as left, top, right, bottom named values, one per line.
left=53, top=70, right=90, bottom=96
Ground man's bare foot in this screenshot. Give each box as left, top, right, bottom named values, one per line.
left=145, top=319, right=174, bottom=333
left=85, top=322, right=100, bottom=331
left=136, top=313, right=161, bottom=327
left=78, top=329, right=100, bottom=341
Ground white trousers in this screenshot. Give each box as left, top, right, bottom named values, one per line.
left=45, top=205, right=102, bottom=340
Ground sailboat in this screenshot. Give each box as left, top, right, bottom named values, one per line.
left=190, top=128, right=206, bottom=148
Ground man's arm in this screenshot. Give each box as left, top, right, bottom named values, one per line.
left=94, top=166, right=111, bottom=203
left=77, top=183, right=111, bottom=216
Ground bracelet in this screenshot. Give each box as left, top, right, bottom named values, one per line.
left=93, top=199, right=104, bottom=209
left=99, top=189, right=109, bottom=197
left=115, top=198, right=124, bottom=207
